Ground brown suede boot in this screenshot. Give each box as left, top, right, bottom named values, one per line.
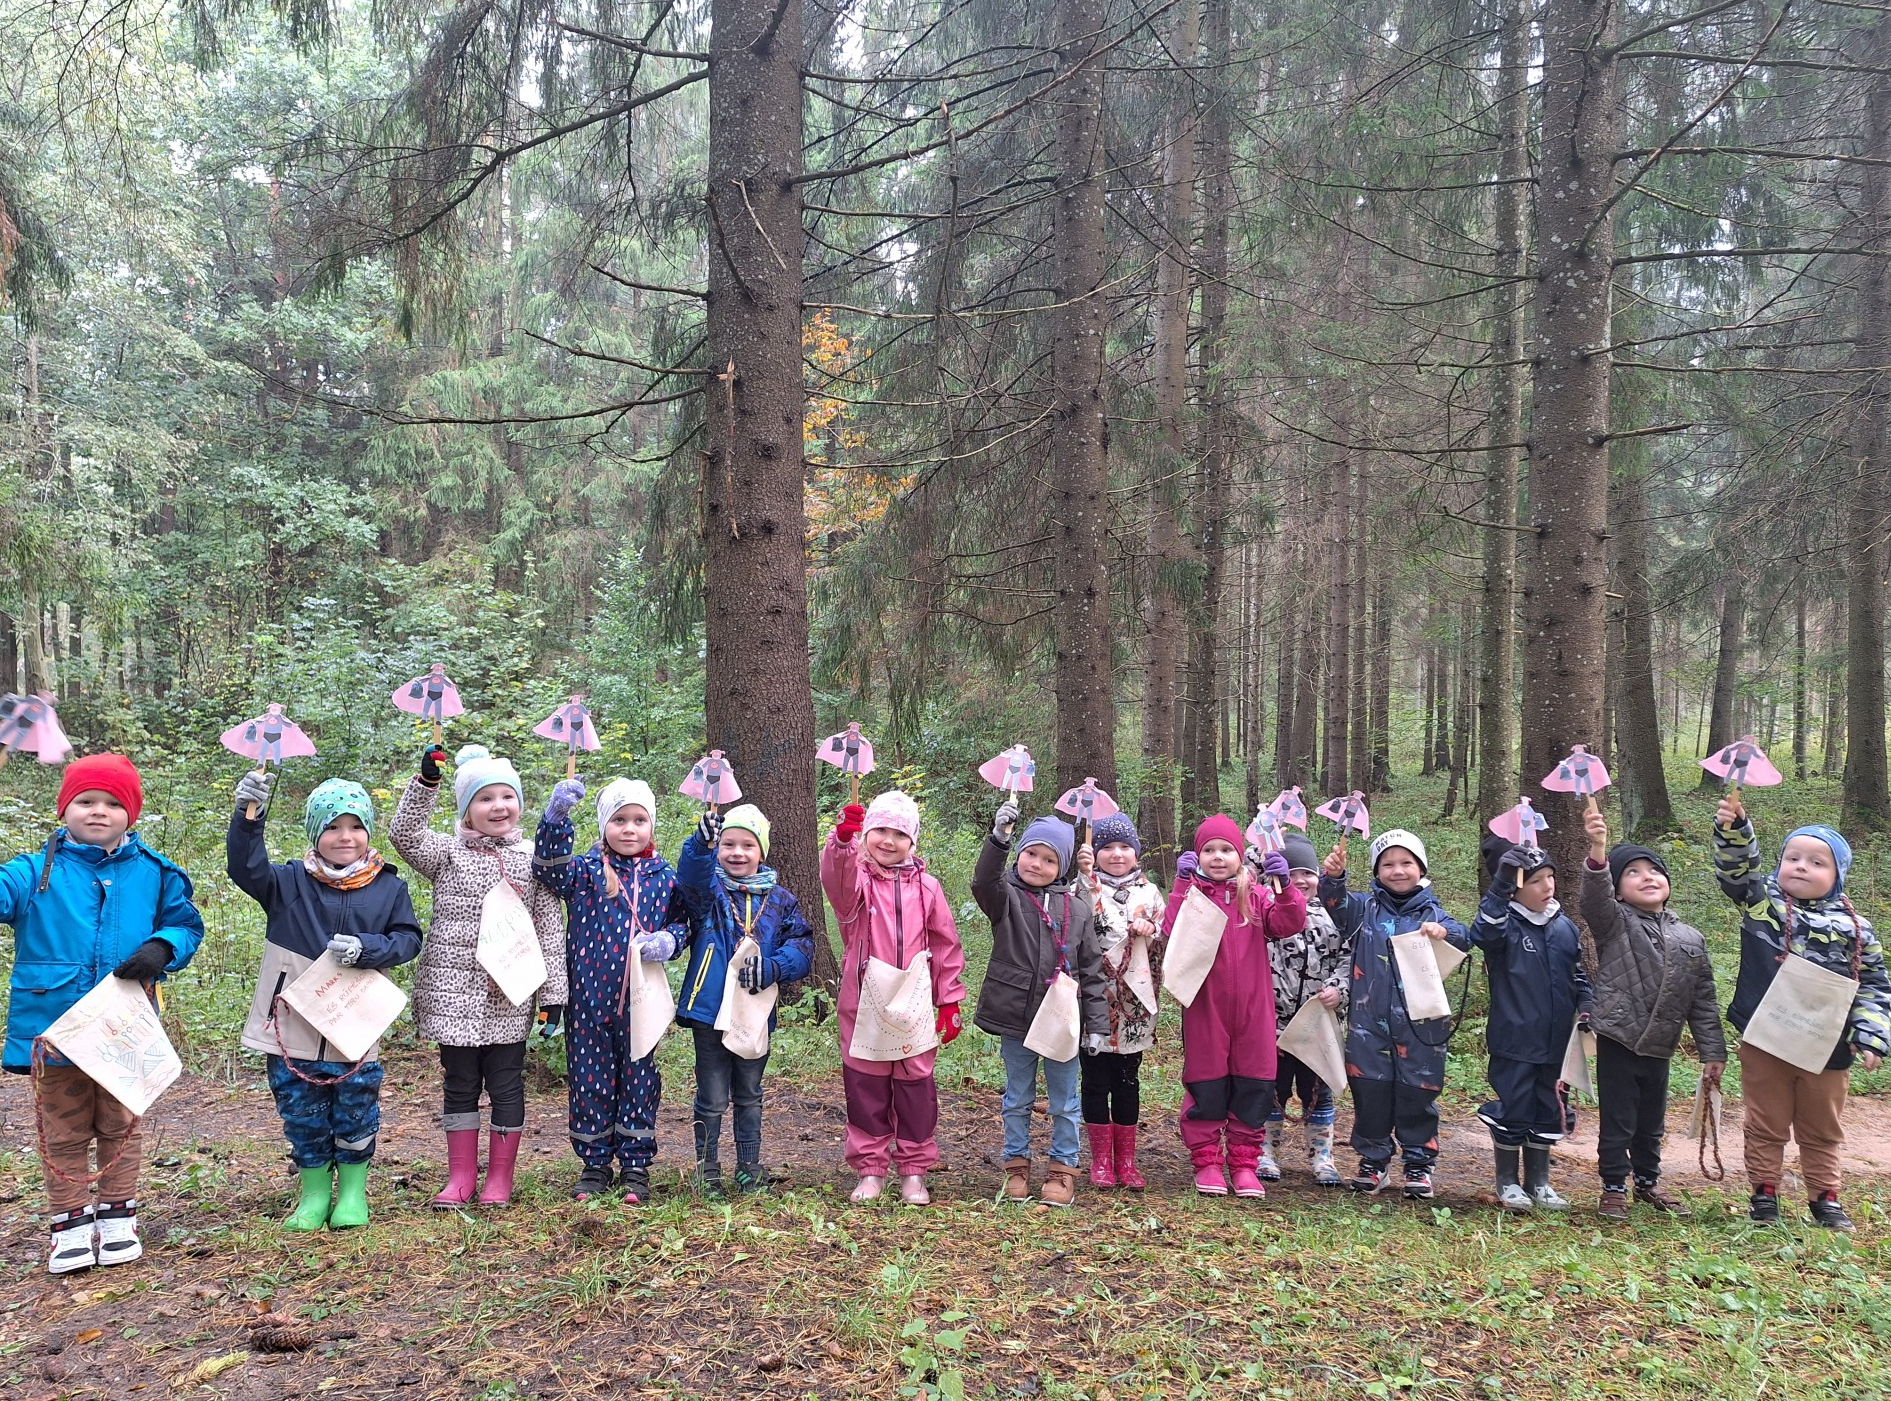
left=1001, top=1159, right=1033, bottom=1203
left=1634, top=1180, right=1691, bottom=1217
left=1039, top=1163, right=1079, bottom=1208
left=1598, top=1186, right=1630, bottom=1221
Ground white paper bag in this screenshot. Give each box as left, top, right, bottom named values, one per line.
left=715, top=935, right=777, bottom=1059
left=1114, top=933, right=1159, bottom=1015
left=1560, top=1025, right=1597, bottom=1099
left=622, top=941, right=676, bottom=1062
left=1391, top=932, right=1461, bottom=1021
left=477, top=880, right=548, bottom=1007
left=41, top=976, right=181, bottom=1116
left=1279, top=998, right=1349, bottom=1096
left=1023, top=970, right=1081, bottom=1062
left=849, top=949, right=939, bottom=1062
left=279, top=953, right=408, bottom=1063
left=1163, top=886, right=1229, bottom=1008
left=1742, top=952, right=1859, bottom=1073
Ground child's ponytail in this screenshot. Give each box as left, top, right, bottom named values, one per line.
left=602, top=856, right=622, bottom=901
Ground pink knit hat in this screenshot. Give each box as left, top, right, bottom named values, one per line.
left=864, top=790, right=920, bottom=843
left=1193, top=814, right=1245, bottom=855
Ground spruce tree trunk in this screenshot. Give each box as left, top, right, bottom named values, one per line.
left=1476, top=0, right=1530, bottom=823
left=1370, top=581, right=1391, bottom=792
left=1322, top=456, right=1352, bottom=790
left=1522, top=0, right=1622, bottom=886
left=1794, top=586, right=1810, bottom=781
left=699, top=0, right=831, bottom=985
left=1845, top=14, right=1891, bottom=829
left=1180, top=0, right=1231, bottom=820
left=1612, top=454, right=1674, bottom=837
left=1699, top=574, right=1745, bottom=785
left=1137, top=0, right=1198, bottom=867
left=1048, top=0, right=1117, bottom=794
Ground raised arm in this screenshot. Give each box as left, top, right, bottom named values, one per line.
left=225, top=804, right=280, bottom=908
left=388, top=774, right=453, bottom=882
left=972, top=834, right=1011, bottom=922
left=1317, top=870, right=1365, bottom=941
left=1711, top=801, right=1771, bottom=919
left=1259, top=878, right=1307, bottom=942
left=1579, top=860, right=1626, bottom=951
left=820, top=830, right=867, bottom=928
left=532, top=813, right=581, bottom=900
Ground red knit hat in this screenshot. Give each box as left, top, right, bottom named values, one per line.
left=58, top=754, right=144, bottom=828
left=1193, top=814, right=1245, bottom=855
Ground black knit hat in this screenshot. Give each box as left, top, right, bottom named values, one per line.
left=1608, top=843, right=1668, bottom=890
left=1282, top=832, right=1320, bottom=873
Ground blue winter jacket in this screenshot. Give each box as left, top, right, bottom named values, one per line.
left=1472, top=885, right=1593, bottom=1065
left=1, top=829, right=205, bottom=1071
left=1320, top=872, right=1471, bottom=1090
left=673, top=832, right=813, bottom=1031
left=533, top=815, right=690, bottom=1022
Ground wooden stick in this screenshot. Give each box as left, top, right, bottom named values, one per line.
left=0, top=750, right=10, bottom=770
left=245, top=764, right=267, bottom=821
left=567, top=749, right=578, bottom=781
left=1584, top=793, right=1598, bottom=816
left=433, top=719, right=443, bottom=747
left=849, top=772, right=860, bottom=805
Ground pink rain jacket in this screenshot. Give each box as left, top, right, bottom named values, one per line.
left=1160, top=873, right=1307, bottom=1084
left=822, top=833, right=967, bottom=1080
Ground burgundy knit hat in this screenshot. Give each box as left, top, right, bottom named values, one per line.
left=1193, top=814, right=1245, bottom=855
left=58, top=754, right=144, bottom=828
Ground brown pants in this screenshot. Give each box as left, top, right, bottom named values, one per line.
left=1739, top=1042, right=1849, bottom=1196
left=35, top=1063, right=143, bottom=1214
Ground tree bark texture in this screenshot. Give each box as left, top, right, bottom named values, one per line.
left=1522, top=0, right=1622, bottom=891
left=1700, top=572, right=1745, bottom=786
left=1476, top=0, right=1530, bottom=823
left=1611, top=454, right=1674, bottom=837
left=699, top=0, right=831, bottom=984
left=1048, top=0, right=1117, bottom=795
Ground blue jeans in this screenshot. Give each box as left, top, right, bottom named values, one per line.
left=266, top=1055, right=385, bottom=1168
left=1000, top=1036, right=1081, bottom=1166
left=691, top=1027, right=767, bottom=1166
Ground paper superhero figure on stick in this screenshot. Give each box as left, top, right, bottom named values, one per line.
left=817, top=723, right=876, bottom=776
left=1247, top=806, right=1288, bottom=854
left=535, top=697, right=601, bottom=754
left=1269, top=787, right=1308, bottom=830
left=1315, top=790, right=1371, bottom=842
left=1055, top=778, right=1119, bottom=827
left=393, top=665, right=464, bottom=725
left=1542, top=744, right=1612, bottom=798
left=1701, top=736, right=1782, bottom=789
left=680, top=750, right=741, bottom=805
left=220, top=704, right=317, bottom=767
left=978, top=745, right=1037, bottom=795
left=0, top=693, right=73, bottom=765
left=1489, top=796, right=1549, bottom=849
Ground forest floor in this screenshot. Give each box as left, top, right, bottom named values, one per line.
left=2, top=1054, right=1889, bottom=1401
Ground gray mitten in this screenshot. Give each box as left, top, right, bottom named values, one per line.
left=235, top=770, right=275, bottom=811
left=992, top=800, right=1020, bottom=841
left=327, top=934, right=364, bottom=966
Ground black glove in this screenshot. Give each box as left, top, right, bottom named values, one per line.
left=419, top=745, right=449, bottom=784
left=1492, top=846, right=1527, bottom=898
left=112, top=938, right=174, bottom=982
left=535, top=1004, right=565, bottom=1038
left=738, top=953, right=777, bottom=994
left=697, top=808, right=723, bottom=847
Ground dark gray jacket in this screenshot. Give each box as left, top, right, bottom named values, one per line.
left=1578, top=861, right=1726, bottom=1062
left=970, top=836, right=1109, bottom=1045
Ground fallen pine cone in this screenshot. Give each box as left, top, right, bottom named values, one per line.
left=249, top=1324, right=358, bottom=1354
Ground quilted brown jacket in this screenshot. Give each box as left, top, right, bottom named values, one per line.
left=1578, top=861, right=1726, bottom=1062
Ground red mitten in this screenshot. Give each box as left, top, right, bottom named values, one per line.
left=836, top=802, right=866, bottom=844
left=936, top=1003, right=963, bottom=1045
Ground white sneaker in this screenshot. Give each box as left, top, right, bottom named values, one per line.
left=48, top=1209, right=96, bottom=1275
left=849, top=1175, right=886, bottom=1203
left=94, top=1201, right=143, bottom=1266
left=1498, top=1183, right=1533, bottom=1213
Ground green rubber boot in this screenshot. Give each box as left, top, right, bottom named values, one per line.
left=329, top=1162, right=370, bottom=1229
left=285, top=1167, right=333, bottom=1231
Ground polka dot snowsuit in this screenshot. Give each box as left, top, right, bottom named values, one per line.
left=533, top=815, right=690, bottom=1172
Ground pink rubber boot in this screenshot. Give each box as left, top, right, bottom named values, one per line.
left=1114, top=1124, right=1146, bottom=1191
left=479, top=1130, right=522, bottom=1206
left=431, top=1130, right=480, bottom=1209
left=1086, top=1124, right=1118, bottom=1188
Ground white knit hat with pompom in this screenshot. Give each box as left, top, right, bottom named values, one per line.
left=453, top=743, right=524, bottom=820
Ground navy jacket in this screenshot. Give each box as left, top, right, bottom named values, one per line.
left=228, top=808, right=422, bottom=1061
left=1472, top=885, right=1592, bottom=1065
left=673, top=833, right=813, bottom=1031
left=1320, top=873, right=1471, bottom=1090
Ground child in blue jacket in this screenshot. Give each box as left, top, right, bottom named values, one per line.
left=1319, top=829, right=1470, bottom=1200
left=674, top=803, right=813, bottom=1192
left=2, top=755, right=204, bottom=1274
left=1473, top=842, right=1591, bottom=1214
left=228, top=773, right=422, bottom=1233
left=534, top=775, right=689, bottom=1205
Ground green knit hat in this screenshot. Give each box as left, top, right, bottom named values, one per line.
left=305, top=778, right=376, bottom=847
